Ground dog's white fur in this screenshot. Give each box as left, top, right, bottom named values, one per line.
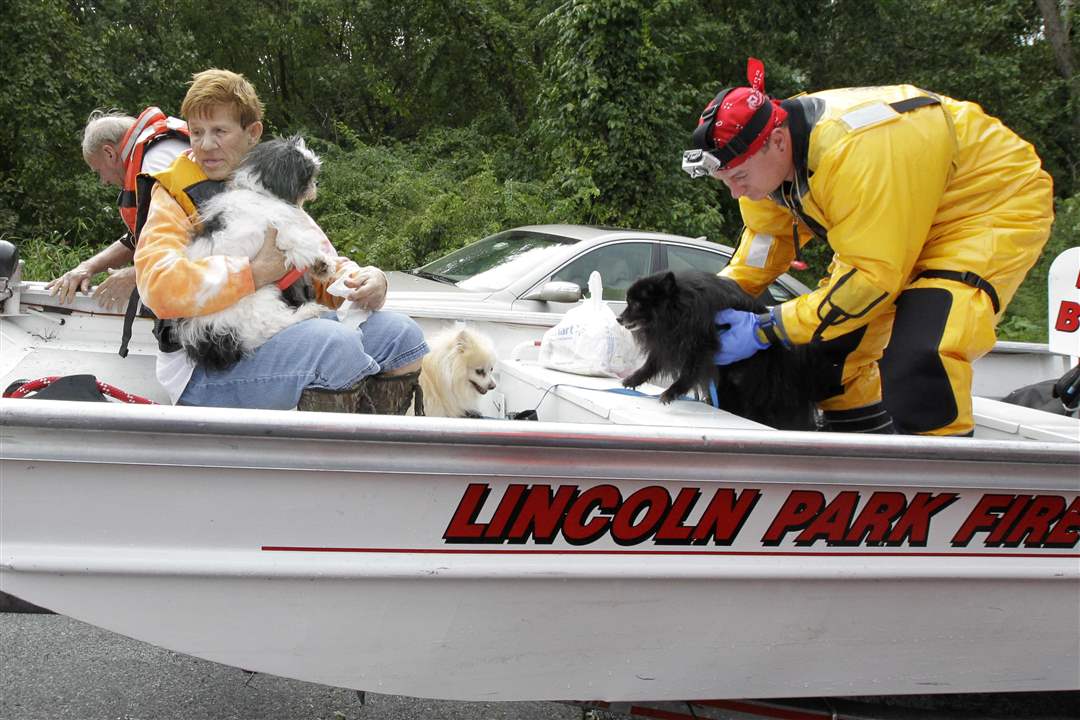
left=419, top=327, right=498, bottom=417
left=177, top=137, right=334, bottom=365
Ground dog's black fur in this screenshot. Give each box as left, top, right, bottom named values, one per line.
left=618, top=270, right=818, bottom=431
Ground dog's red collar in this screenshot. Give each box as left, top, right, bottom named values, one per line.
left=276, top=268, right=305, bottom=290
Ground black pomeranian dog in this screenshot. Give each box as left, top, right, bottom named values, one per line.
left=618, top=270, right=819, bottom=431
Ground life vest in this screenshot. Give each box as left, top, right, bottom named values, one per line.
left=116, top=107, right=189, bottom=239
left=121, top=154, right=225, bottom=357
left=133, top=153, right=224, bottom=240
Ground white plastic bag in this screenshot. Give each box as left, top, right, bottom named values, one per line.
left=538, top=271, right=643, bottom=378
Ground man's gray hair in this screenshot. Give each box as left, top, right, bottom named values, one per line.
left=82, top=109, right=135, bottom=157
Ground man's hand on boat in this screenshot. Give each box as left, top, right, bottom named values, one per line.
left=46, top=264, right=136, bottom=312
left=46, top=262, right=96, bottom=303
left=46, top=237, right=139, bottom=309
left=91, top=267, right=137, bottom=311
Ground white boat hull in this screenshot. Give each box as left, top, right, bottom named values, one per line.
left=2, top=281, right=1079, bottom=701
left=3, top=400, right=1078, bottom=701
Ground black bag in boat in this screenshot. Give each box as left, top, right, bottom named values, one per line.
left=1001, top=365, right=1080, bottom=417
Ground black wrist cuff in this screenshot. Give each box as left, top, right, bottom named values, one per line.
left=756, top=312, right=780, bottom=345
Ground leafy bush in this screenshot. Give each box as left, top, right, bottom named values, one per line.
left=6, top=230, right=99, bottom=283
left=308, top=126, right=562, bottom=270
left=7, top=0, right=1073, bottom=349
left=998, top=191, right=1080, bottom=342
left=0, top=1, right=123, bottom=250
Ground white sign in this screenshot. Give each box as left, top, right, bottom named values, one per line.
left=1048, top=246, right=1080, bottom=359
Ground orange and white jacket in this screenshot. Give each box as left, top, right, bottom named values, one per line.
left=134, top=152, right=360, bottom=321
left=133, top=152, right=369, bottom=402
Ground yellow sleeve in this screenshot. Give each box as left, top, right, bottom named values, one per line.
left=776, top=115, right=954, bottom=344
left=720, top=198, right=806, bottom=297
left=134, top=184, right=255, bottom=319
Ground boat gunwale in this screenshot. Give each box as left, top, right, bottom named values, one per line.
left=5, top=545, right=1077, bottom=579
left=3, top=397, right=1077, bottom=467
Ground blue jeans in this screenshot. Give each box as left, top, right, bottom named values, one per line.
left=178, top=310, right=428, bottom=410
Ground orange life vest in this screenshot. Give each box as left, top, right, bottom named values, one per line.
left=117, top=107, right=189, bottom=237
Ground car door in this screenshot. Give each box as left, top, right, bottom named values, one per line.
left=660, top=243, right=804, bottom=304
left=511, top=241, right=657, bottom=314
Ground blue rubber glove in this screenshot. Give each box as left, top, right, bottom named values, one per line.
left=713, top=308, right=770, bottom=365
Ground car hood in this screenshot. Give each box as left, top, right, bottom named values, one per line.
left=385, top=270, right=494, bottom=305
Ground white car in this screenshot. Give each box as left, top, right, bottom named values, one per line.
left=386, top=224, right=810, bottom=317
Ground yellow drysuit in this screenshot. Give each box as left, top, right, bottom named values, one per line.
left=721, top=85, right=1053, bottom=435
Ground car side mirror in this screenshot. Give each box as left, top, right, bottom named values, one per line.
left=522, top=280, right=584, bottom=303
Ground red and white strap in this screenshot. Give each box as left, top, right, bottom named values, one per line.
left=3, top=376, right=156, bottom=404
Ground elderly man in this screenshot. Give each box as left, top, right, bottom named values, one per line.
left=46, top=108, right=189, bottom=310
left=685, top=58, right=1053, bottom=436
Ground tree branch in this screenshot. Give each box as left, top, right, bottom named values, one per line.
left=1036, top=0, right=1075, bottom=78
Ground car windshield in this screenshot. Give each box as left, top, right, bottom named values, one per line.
left=415, top=230, right=577, bottom=292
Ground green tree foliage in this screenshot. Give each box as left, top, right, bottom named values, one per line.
left=536, top=0, right=670, bottom=225
left=4, top=0, right=1076, bottom=339
left=156, top=0, right=537, bottom=140
left=802, top=0, right=1076, bottom=197
left=0, top=0, right=121, bottom=243
left=534, top=0, right=730, bottom=238
left=999, top=191, right=1080, bottom=342
left=308, top=125, right=559, bottom=270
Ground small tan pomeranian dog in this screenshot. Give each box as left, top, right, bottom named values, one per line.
left=418, top=327, right=498, bottom=417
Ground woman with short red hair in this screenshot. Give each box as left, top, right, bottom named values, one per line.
left=134, top=68, right=427, bottom=413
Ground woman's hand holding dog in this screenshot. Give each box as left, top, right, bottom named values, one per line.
left=342, top=266, right=388, bottom=311
left=249, top=224, right=387, bottom=311
left=250, top=226, right=290, bottom=288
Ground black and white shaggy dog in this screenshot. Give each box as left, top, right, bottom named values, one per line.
left=618, top=270, right=819, bottom=431
left=178, top=135, right=335, bottom=370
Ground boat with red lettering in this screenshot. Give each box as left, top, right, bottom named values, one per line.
left=1, top=252, right=1078, bottom=705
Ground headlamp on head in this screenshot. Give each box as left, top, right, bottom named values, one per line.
left=682, top=149, right=724, bottom=179
left=684, top=58, right=788, bottom=178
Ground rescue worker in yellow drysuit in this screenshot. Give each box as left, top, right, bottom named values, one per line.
left=686, top=58, right=1053, bottom=436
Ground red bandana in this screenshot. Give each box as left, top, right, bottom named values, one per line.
left=696, top=58, right=787, bottom=170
